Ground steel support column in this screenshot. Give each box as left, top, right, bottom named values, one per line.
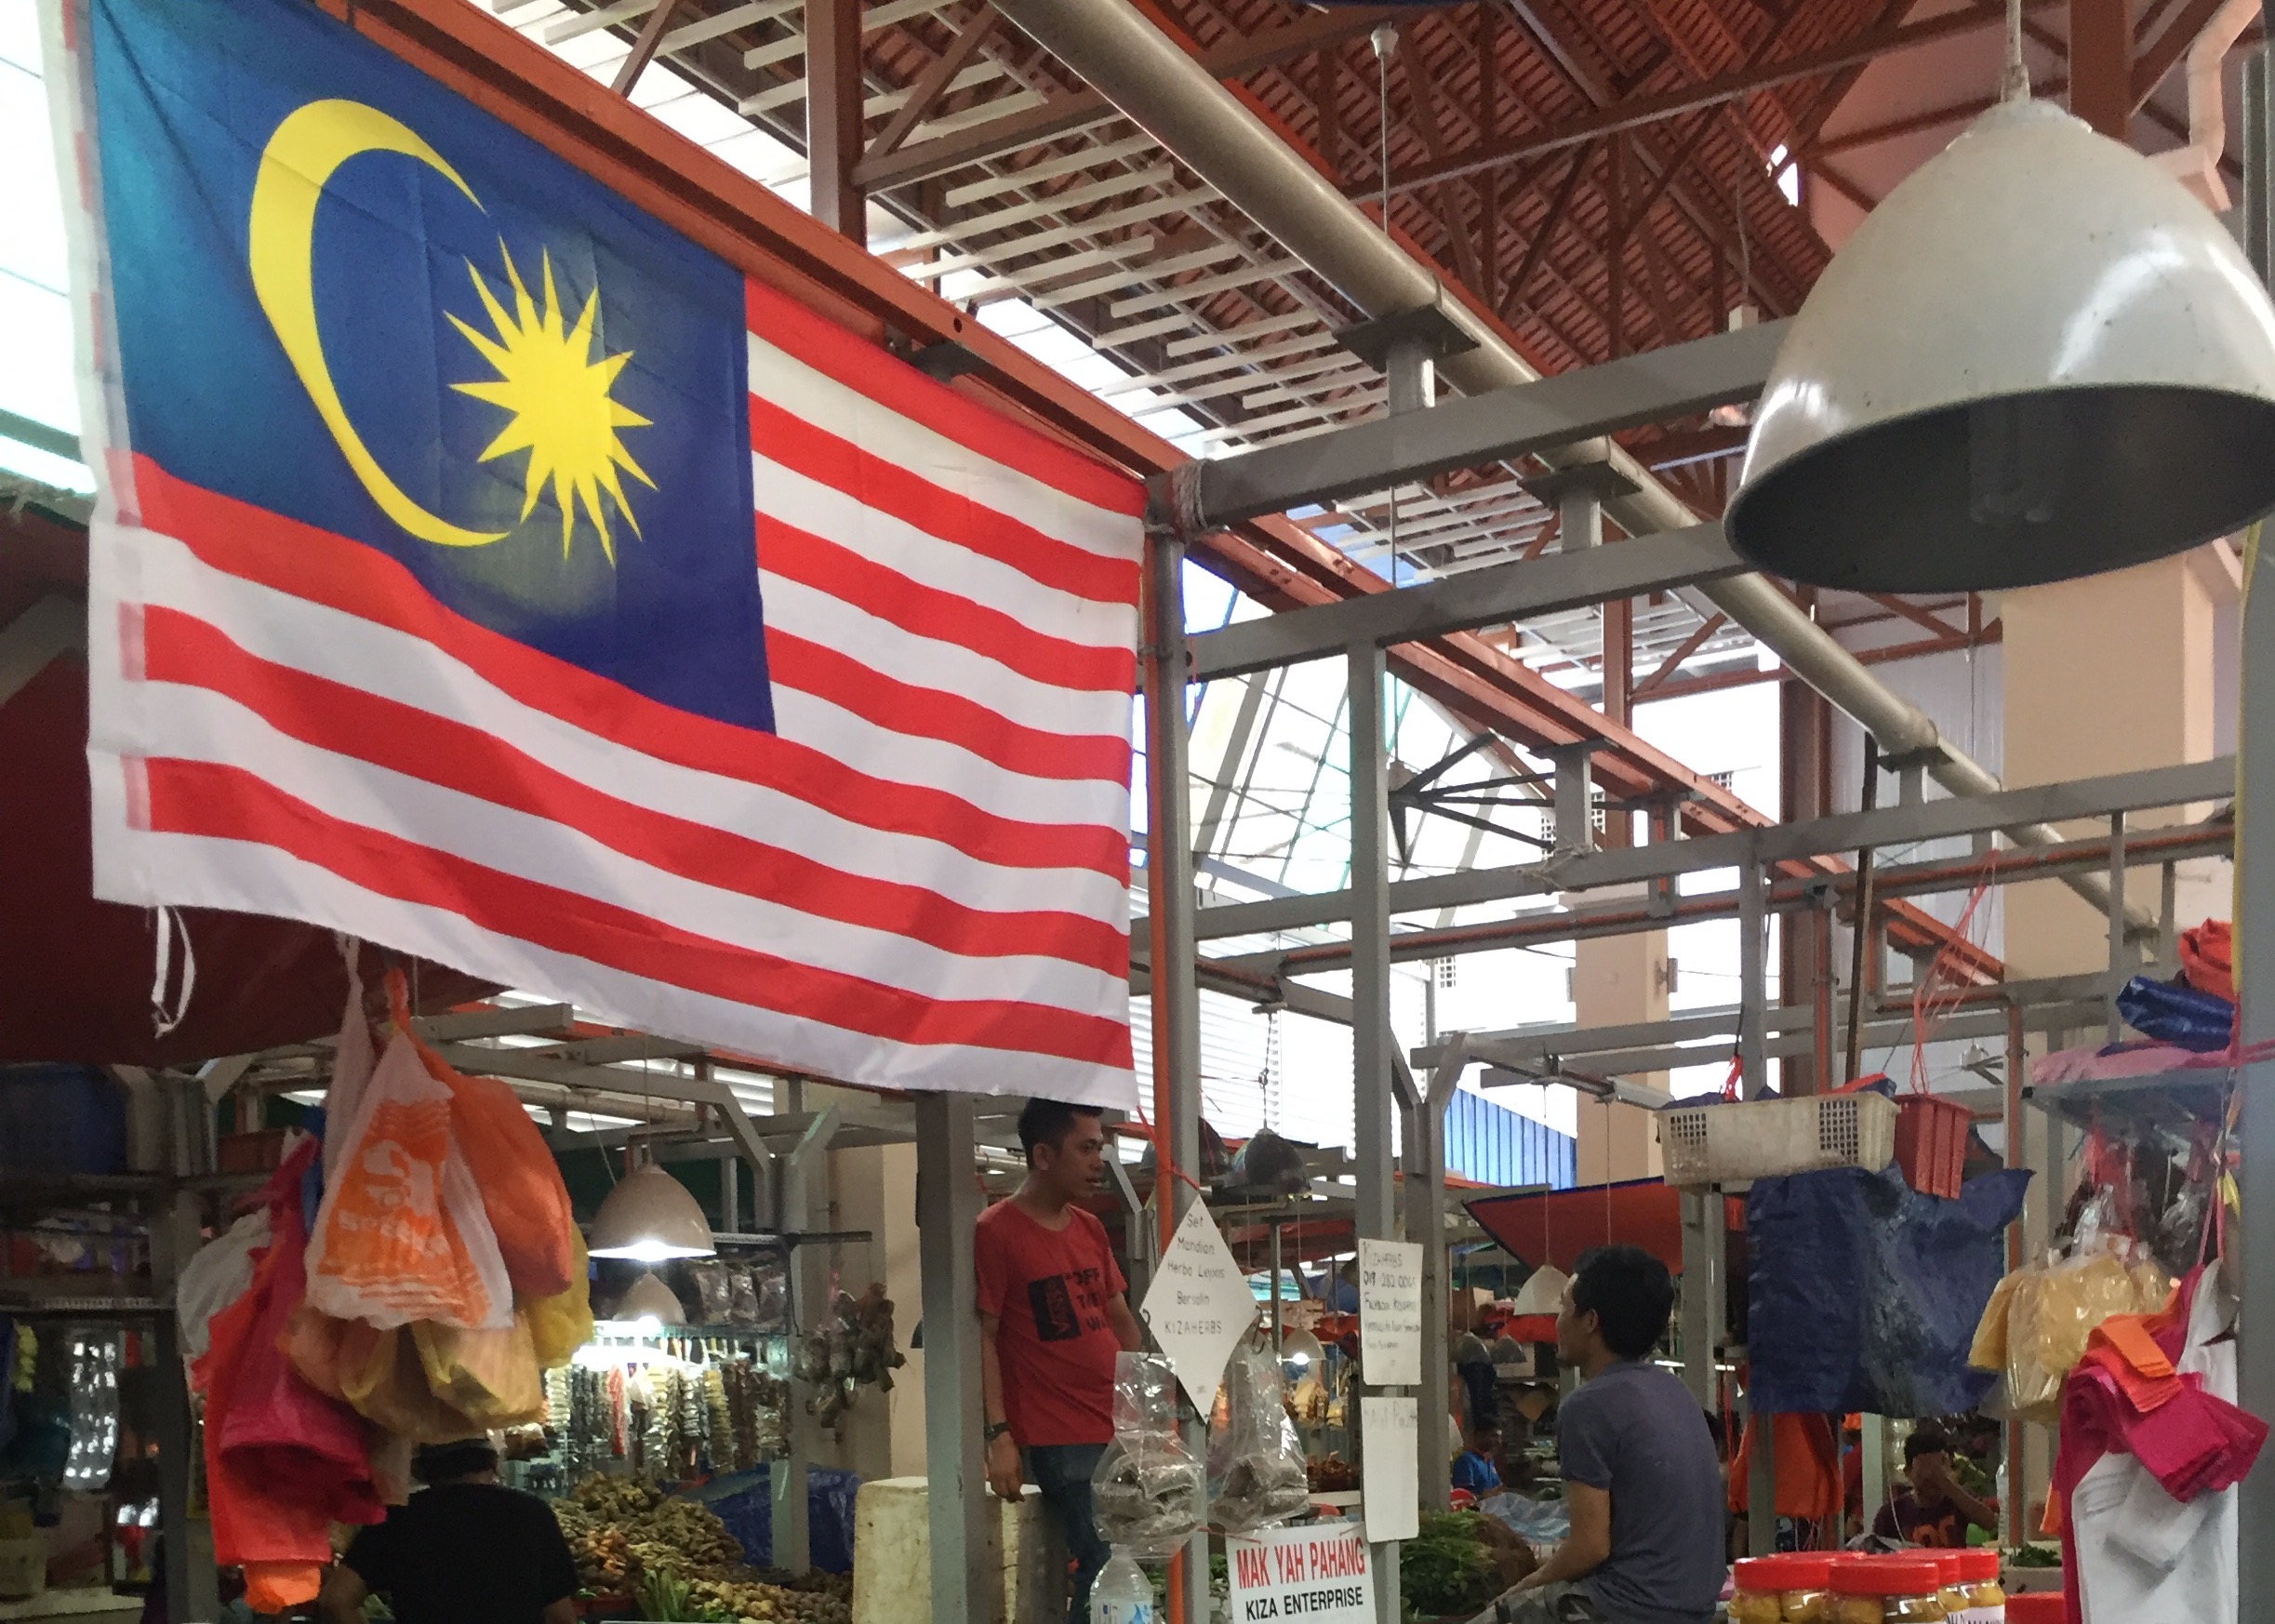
left=1409, top=1038, right=1466, bottom=1513
left=1349, top=638, right=1400, bottom=1619
left=805, top=0, right=866, bottom=243
left=1738, top=854, right=1770, bottom=1099
left=772, top=1101, right=838, bottom=1575
left=2242, top=46, right=2275, bottom=1606
left=1144, top=532, right=1208, bottom=1624
left=152, top=1187, right=219, bottom=1624
left=914, top=1092, right=1001, bottom=1624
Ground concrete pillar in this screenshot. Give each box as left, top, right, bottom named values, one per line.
left=2002, top=553, right=2229, bottom=976
left=831, top=1141, right=923, bottom=1478
left=1570, top=908, right=1671, bottom=1184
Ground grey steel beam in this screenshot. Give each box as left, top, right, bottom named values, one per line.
left=1155, top=320, right=1785, bottom=532
left=1348, top=640, right=1400, bottom=1621
left=1144, top=531, right=1211, bottom=1624
left=915, top=1092, right=1002, bottom=1624
left=2237, top=127, right=2275, bottom=1589
left=1177, top=755, right=2237, bottom=939
left=1189, top=523, right=1748, bottom=680
left=771, top=1101, right=837, bottom=1575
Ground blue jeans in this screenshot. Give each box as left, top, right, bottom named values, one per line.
left=1026, top=1442, right=1109, bottom=1624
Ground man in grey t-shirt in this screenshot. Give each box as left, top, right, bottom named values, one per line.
left=1499, top=1247, right=1725, bottom=1624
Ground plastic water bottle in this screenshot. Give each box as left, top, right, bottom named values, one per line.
left=1091, top=1546, right=1155, bottom=1624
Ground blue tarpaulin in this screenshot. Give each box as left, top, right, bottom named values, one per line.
left=703, top=1465, right=861, bottom=1575
left=1748, top=1165, right=2029, bottom=1418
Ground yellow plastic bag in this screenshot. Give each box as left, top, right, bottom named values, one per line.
left=1975, top=1242, right=2172, bottom=1425
left=413, top=1315, right=544, bottom=1427
left=526, top=1231, right=593, bottom=1371
left=336, top=1322, right=485, bottom=1444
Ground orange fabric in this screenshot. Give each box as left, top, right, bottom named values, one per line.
left=1730, top=1412, right=1841, bottom=1519
left=2179, top=920, right=2233, bottom=1003
left=242, top=1563, right=322, bottom=1612
left=387, top=972, right=578, bottom=1301
left=2090, top=1314, right=2176, bottom=1380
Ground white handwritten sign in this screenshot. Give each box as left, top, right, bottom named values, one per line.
left=1360, top=1395, right=1419, bottom=1541
left=1140, top=1200, right=1257, bottom=1410
left=1227, top=1520, right=1377, bottom=1624
left=1357, top=1238, right=1423, bottom=1386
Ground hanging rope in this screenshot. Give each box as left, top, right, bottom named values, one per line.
left=1371, top=23, right=1404, bottom=587
left=149, top=906, right=194, bottom=1038
left=2001, top=0, right=2029, bottom=102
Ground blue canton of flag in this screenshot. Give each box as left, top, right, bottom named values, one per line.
left=88, top=0, right=770, bottom=729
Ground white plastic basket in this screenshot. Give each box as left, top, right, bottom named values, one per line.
left=1656, top=1090, right=1897, bottom=1188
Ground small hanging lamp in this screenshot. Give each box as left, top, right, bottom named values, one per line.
left=588, top=1159, right=716, bottom=1262
left=1727, top=3, right=2275, bottom=592
left=612, top=1270, right=688, bottom=1329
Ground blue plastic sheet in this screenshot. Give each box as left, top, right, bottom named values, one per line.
left=705, top=1465, right=862, bottom=1574
left=1748, top=1165, right=2029, bottom=1418
left=2115, top=975, right=2233, bottom=1052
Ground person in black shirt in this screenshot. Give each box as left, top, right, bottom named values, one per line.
left=321, top=1437, right=579, bottom=1624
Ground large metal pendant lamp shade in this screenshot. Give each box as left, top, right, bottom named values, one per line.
left=1728, top=95, right=2275, bottom=592
left=588, top=1162, right=716, bottom=1261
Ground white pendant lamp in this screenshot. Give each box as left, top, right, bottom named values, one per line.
left=1728, top=21, right=2275, bottom=593
left=612, top=1270, right=687, bottom=1329
left=1510, top=1263, right=1568, bottom=1318
left=588, top=1162, right=715, bottom=1262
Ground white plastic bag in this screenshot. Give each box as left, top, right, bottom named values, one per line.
left=325, top=952, right=375, bottom=1187
left=176, top=1209, right=270, bottom=1361
left=302, top=1032, right=511, bottom=1330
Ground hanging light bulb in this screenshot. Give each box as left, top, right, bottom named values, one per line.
left=588, top=1159, right=715, bottom=1261
left=1727, top=11, right=2275, bottom=593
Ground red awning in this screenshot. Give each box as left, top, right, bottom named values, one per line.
left=1464, top=1179, right=1744, bottom=1276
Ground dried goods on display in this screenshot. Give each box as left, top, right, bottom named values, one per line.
left=795, top=1285, right=904, bottom=1427
left=550, top=1478, right=849, bottom=1624
left=1206, top=1343, right=1309, bottom=1534
left=1089, top=1351, right=1202, bottom=1558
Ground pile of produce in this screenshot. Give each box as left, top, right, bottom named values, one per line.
left=1305, top=1454, right=1358, bottom=1492
left=552, top=1478, right=739, bottom=1593
left=1398, top=1511, right=1528, bottom=1621
left=551, top=1478, right=850, bottom=1624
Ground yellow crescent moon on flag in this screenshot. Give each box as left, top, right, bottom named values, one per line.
left=247, top=99, right=508, bottom=549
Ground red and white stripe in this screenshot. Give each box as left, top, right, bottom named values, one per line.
left=84, top=277, right=1143, bottom=1106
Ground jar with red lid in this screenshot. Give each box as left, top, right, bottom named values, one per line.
left=1731, top=1553, right=1836, bottom=1624
left=1948, top=1550, right=2006, bottom=1622
left=1829, top=1554, right=1949, bottom=1624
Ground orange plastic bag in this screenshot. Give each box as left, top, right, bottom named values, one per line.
left=380, top=972, right=579, bottom=1300
left=305, top=1030, right=511, bottom=1330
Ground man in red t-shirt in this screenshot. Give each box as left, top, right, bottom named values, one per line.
left=976, top=1098, right=1142, bottom=1624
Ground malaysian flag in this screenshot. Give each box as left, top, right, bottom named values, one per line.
left=60, top=0, right=1141, bottom=1104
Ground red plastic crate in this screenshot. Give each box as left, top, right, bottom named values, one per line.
left=1895, top=1095, right=1972, bottom=1199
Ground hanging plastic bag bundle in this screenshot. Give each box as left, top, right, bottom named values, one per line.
left=1091, top=1351, right=1203, bottom=1558
left=193, top=1142, right=382, bottom=1615
left=303, top=1024, right=512, bottom=1331
left=1972, top=1155, right=2173, bottom=1426
left=212, top=1137, right=384, bottom=1526
left=1206, top=1342, right=1310, bottom=1534
left=383, top=972, right=579, bottom=1301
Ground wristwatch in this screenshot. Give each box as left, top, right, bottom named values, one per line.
left=984, top=1421, right=1013, bottom=1444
